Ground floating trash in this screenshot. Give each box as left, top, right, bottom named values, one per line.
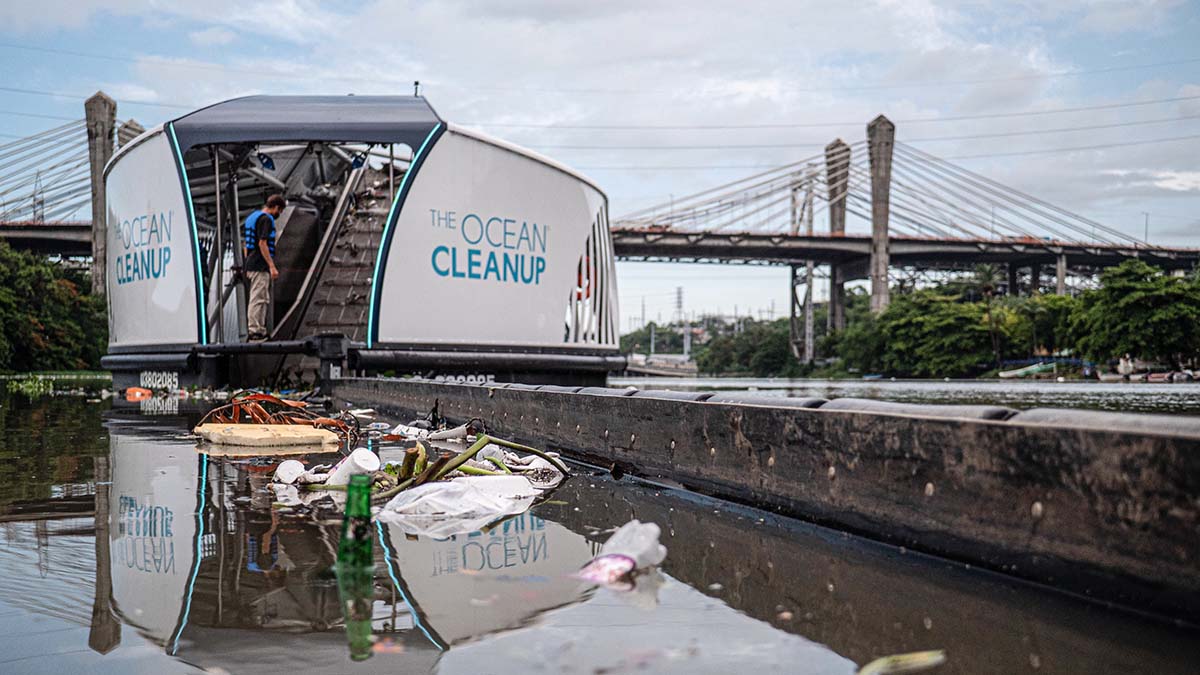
left=858, top=650, right=947, bottom=674
left=267, top=422, right=570, bottom=521
left=577, top=520, right=668, bottom=592
left=195, top=391, right=363, bottom=446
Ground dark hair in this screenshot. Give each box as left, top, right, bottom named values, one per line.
left=266, top=194, right=287, bottom=210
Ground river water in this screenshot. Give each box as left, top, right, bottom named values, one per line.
left=0, top=390, right=1197, bottom=674
left=611, top=377, right=1200, bottom=415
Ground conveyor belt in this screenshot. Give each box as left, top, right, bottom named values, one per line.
left=293, top=188, right=390, bottom=342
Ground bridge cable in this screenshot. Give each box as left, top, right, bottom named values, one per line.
left=894, top=143, right=1140, bottom=245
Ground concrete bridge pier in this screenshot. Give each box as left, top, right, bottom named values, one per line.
left=1007, top=263, right=1019, bottom=296
left=1030, top=264, right=1041, bottom=294
left=867, top=115, right=894, bottom=314
left=824, top=139, right=850, bottom=331
left=1056, top=254, right=1068, bottom=295
left=85, top=91, right=116, bottom=296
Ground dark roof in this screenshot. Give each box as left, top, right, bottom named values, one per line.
left=168, top=95, right=442, bottom=152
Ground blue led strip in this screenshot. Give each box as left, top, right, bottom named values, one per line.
left=165, top=122, right=208, bottom=345
left=170, top=454, right=208, bottom=655
left=376, top=521, right=444, bottom=650
left=367, top=123, right=444, bottom=348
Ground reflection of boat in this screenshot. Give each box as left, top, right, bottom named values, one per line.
left=103, top=417, right=441, bottom=669
left=379, top=514, right=597, bottom=646
left=999, top=362, right=1055, bottom=379
left=109, top=431, right=202, bottom=648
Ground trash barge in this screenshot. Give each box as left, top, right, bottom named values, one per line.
left=100, top=95, right=621, bottom=390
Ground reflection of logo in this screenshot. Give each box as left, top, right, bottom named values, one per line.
left=115, top=495, right=176, bottom=574
left=429, top=514, right=549, bottom=576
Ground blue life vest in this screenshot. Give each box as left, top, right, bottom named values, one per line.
left=244, top=209, right=276, bottom=258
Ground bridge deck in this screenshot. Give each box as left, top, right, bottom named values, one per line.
left=610, top=228, right=1200, bottom=271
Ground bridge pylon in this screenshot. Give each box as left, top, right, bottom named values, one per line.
left=824, top=139, right=850, bottom=331
left=85, top=91, right=116, bottom=296
left=867, top=115, right=894, bottom=314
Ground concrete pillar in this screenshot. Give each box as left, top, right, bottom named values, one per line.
left=803, top=173, right=815, bottom=364
left=116, top=119, right=144, bottom=148
left=85, top=92, right=116, bottom=296
left=1030, top=264, right=1041, bottom=295
left=867, top=115, right=894, bottom=314
left=1056, top=255, right=1067, bottom=296
left=1007, top=264, right=1019, bottom=297
left=788, top=264, right=802, bottom=360
left=88, top=456, right=119, bottom=654
left=825, top=139, right=850, bottom=331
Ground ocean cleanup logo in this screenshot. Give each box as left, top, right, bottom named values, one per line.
left=114, top=210, right=173, bottom=286
left=428, top=209, right=547, bottom=285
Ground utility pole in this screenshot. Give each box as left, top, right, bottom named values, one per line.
left=1143, top=212, right=1150, bottom=245
left=86, top=91, right=116, bottom=296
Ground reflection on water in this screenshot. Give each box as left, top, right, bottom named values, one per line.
left=611, top=377, right=1200, bottom=415
left=0, top=393, right=1198, bottom=673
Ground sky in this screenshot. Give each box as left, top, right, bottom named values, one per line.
left=0, top=0, right=1198, bottom=331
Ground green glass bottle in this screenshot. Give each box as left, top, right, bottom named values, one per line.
left=337, top=562, right=375, bottom=661
left=337, top=473, right=375, bottom=660
left=338, top=473, right=374, bottom=567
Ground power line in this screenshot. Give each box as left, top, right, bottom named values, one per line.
left=0, top=109, right=80, bottom=122
left=926, top=133, right=1200, bottom=160
left=529, top=114, right=1200, bottom=150
left=573, top=132, right=1200, bottom=170
left=0, top=85, right=194, bottom=110
left=464, top=94, right=1200, bottom=129
left=2, top=40, right=1197, bottom=96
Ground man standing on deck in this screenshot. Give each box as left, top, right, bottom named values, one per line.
left=244, top=194, right=286, bottom=341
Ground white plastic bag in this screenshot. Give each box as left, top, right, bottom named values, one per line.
left=377, top=475, right=539, bottom=538
left=600, top=520, right=667, bottom=569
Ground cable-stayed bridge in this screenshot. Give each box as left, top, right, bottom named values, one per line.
left=0, top=97, right=1197, bottom=352
left=609, top=116, right=1198, bottom=358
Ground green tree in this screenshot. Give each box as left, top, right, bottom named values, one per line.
left=972, top=264, right=1004, bottom=370
left=1014, top=293, right=1079, bottom=356
left=1070, top=260, right=1200, bottom=366
left=837, top=290, right=993, bottom=377
left=0, top=241, right=107, bottom=372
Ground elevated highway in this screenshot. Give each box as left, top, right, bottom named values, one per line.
left=611, top=228, right=1200, bottom=275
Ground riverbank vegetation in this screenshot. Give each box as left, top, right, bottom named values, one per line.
left=0, top=241, right=107, bottom=372
left=621, top=260, right=1200, bottom=379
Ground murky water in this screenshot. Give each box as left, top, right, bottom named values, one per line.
left=1, top=391, right=1197, bottom=674
left=611, top=377, right=1200, bottom=415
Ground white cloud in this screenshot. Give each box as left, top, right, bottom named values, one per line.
left=15, top=0, right=1194, bottom=255
left=189, top=26, right=236, bottom=46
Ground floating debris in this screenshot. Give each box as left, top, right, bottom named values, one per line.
left=195, top=391, right=362, bottom=446
left=267, top=421, right=570, bottom=522
left=196, top=423, right=340, bottom=447
left=858, top=650, right=947, bottom=674
left=377, top=475, right=541, bottom=538
left=577, top=520, right=668, bottom=591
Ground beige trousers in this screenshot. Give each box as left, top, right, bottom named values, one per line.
left=247, top=271, right=271, bottom=337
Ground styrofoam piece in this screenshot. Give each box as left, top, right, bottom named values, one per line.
left=325, top=447, right=381, bottom=486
